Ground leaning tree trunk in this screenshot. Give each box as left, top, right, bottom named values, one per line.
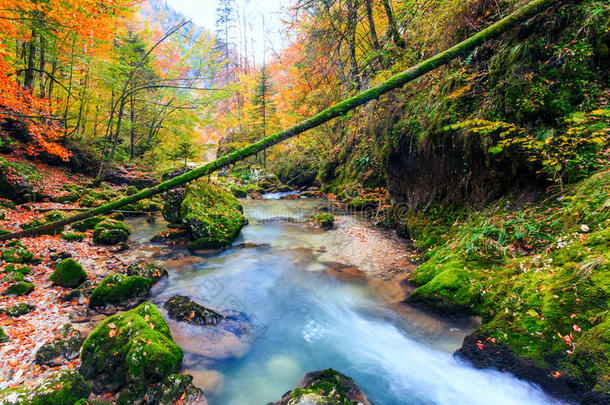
left=0, top=0, right=563, bottom=241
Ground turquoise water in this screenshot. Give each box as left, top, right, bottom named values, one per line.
left=126, top=198, right=563, bottom=405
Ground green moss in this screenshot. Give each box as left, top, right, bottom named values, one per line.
left=0, top=302, right=35, bottom=317
left=151, top=228, right=187, bottom=242
left=143, top=373, right=204, bottom=405
left=89, top=273, right=152, bottom=308
left=1, top=247, right=33, bottom=263
left=92, top=219, right=130, bottom=245
left=2, top=281, right=34, bottom=296
left=80, top=302, right=182, bottom=396
left=71, top=216, right=104, bottom=232
left=243, top=184, right=264, bottom=194
left=125, top=262, right=168, bottom=282
left=44, top=210, right=66, bottom=222
left=188, top=236, right=230, bottom=250
left=60, top=231, right=85, bottom=242
left=180, top=179, right=247, bottom=245
left=230, top=186, right=247, bottom=198
left=4, top=264, right=31, bottom=275
left=49, top=258, right=88, bottom=288
left=0, top=326, right=7, bottom=342
left=311, top=212, right=335, bottom=229
left=0, top=370, right=91, bottom=405
left=108, top=211, right=125, bottom=221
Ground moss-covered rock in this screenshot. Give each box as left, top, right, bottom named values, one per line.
left=1, top=247, right=34, bottom=263
left=188, top=236, right=230, bottom=250
left=92, top=219, right=130, bottom=245
left=60, top=231, right=85, bottom=242
left=4, top=263, right=31, bottom=275
left=0, top=370, right=91, bottom=405
left=231, top=186, right=247, bottom=198
left=2, top=281, right=34, bottom=296
left=108, top=211, right=125, bottom=221
left=311, top=212, right=335, bottom=229
left=143, top=373, right=205, bottom=405
left=44, top=210, right=66, bottom=222
left=49, top=258, right=88, bottom=288
left=151, top=228, right=188, bottom=242
left=125, top=262, right=168, bottom=283
left=89, top=273, right=152, bottom=308
left=0, top=326, right=8, bottom=342
left=271, top=369, right=372, bottom=405
left=0, top=302, right=35, bottom=317
left=71, top=215, right=104, bottom=232
left=180, top=179, right=247, bottom=247
left=164, top=295, right=223, bottom=326
left=34, top=324, right=83, bottom=366
left=80, top=302, right=183, bottom=395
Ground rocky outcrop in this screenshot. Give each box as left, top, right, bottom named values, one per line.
left=270, top=369, right=373, bottom=405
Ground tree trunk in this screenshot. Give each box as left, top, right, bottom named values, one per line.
left=365, top=0, right=380, bottom=50
left=24, top=32, right=37, bottom=89
left=0, top=0, right=561, bottom=241
left=130, top=93, right=135, bottom=161
left=346, top=0, right=361, bottom=89
left=382, top=0, right=406, bottom=48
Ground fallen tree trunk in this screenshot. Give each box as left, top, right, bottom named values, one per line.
left=0, top=0, right=561, bottom=241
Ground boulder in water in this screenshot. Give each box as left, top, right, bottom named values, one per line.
left=89, top=273, right=152, bottom=309
left=164, top=295, right=223, bottom=326
left=270, top=368, right=373, bottom=405
left=126, top=261, right=168, bottom=283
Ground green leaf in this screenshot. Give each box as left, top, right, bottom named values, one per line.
left=488, top=146, right=503, bottom=154
left=527, top=309, right=539, bottom=317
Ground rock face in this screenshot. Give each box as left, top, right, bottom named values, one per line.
left=89, top=273, right=152, bottom=308
left=34, top=324, right=83, bottom=367
left=270, top=369, right=373, bottom=405
left=49, top=258, right=88, bottom=288
left=164, top=295, right=223, bottom=326
left=80, top=302, right=183, bottom=395
left=161, top=175, right=247, bottom=249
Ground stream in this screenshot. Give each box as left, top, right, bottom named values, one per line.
left=122, top=196, right=562, bottom=405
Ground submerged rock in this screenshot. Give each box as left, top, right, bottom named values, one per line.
left=80, top=302, right=183, bottom=395
left=34, top=324, right=83, bottom=367
left=164, top=295, right=223, bottom=326
left=49, top=258, right=88, bottom=288
left=89, top=273, right=152, bottom=308
left=270, top=368, right=373, bottom=405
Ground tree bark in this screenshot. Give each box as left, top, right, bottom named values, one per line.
left=0, top=0, right=562, bottom=241
left=381, top=0, right=406, bottom=48
left=365, top=0, right=380, bottom=50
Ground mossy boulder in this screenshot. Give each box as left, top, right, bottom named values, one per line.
left=80, top=302, right=183, bottom=395
left=125, top=262, right=168, bottom=283
left=311, top=212, right=335, bottom=229
left=34, top=324, right=83, bottom=367
left=2, top=281, right=34, bottom=296
left=4, top=264, right=31, bottom=275
left=49, top=258, right=88, bottom=288
left=71, top=215, right=104, bottom=232
left=60, top=231, right=85, bottom=242
left=231, top=186, right=247, bottom=198
left=1, top=271, right=23, bottom=282
left=0, top=326, right=7, bottom=342
left=0, top=370, right=91, bottom=405
left=1, top=247, right=34, bottom=263
left=151, top=228, right=187, bottom=242
left=163, top=295, right=223, bottom=326
left=92, top=219, right=130, bottom=245
left=180, top=179, right=247, bottom=247
left=89, top=273, right=152, bottom=308
left=143, top=374, right=205, bottom=405
left=271, top=369, right=372, bottom=405
left=44, top=210, right=66, bottom=222
left=0, top=302, right=35, bottom=317
left=188, top=236, right=231, bottom=250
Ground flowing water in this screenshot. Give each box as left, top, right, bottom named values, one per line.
left=124, top=197, right=563, bottom=405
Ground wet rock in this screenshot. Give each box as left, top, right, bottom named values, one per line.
left=49, top=258, right=88, bottom=288
left=164, top=296, right=223, bottom=326
left=161, top=168, right=189, bottom=224
left=80, top=302, right=183, bottom=396
left=49, top=251, right=72, bottom=261
left=0, top=370, right=91, bottom=404
left=270, top=368, right=373, bottom=405
left=0, top=302, right=35, bottom=317
left=190, top=369, right=224, bottom=399
left=92, top=219, right=131, bottom=245
left=126, top=261, right=168, bottom=283
left=151, top=228, right=188, bottom=242
left=144, top=373, right=207, bottom=405
left=0, top=163, right=36, bottom=204
left=89, top=273, right=152, bottom=309
left=34, top=324, right=83, bottom=367
left=311, top=213, right=334, bottom=229
left=168, top=310, right=253, bottom=360
left=2, top=281, right=34, bottom=296
left=0, top=326, right=8, bottom=343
